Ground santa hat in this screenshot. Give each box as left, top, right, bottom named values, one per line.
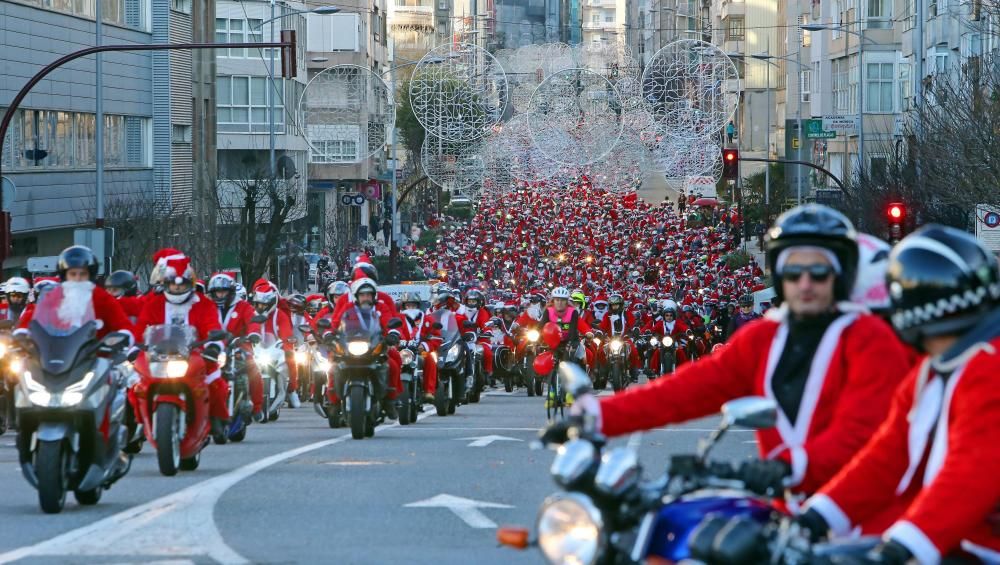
left=252, top=278, right=277, bottom=294
left=163, top=255, right=194, bottom=285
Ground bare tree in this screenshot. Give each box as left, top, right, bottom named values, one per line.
left=215, top=158, right=307, bottom=285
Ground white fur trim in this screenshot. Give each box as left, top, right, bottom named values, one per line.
left=204, top=368, right=222, bottom=384
left=803, top=494, right=853, bottom=537
left=886, top=521, right=941, bottom=564
left=783, top=446, right=809, bottom=487
left=960, top=540, right=1000, bottom=563
left=765, top=304, right=789, bottom=322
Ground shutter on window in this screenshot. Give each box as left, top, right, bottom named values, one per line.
left=125, top=116, right=143, bottom=165
left=125, top=0, right=141, bottom=28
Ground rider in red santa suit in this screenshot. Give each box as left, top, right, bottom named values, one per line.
left=399, top=292, right=438, bottom=403
left=103, top=270, right=144, bottom=323
left=567, top=205, right=913, bottom=498
left=134, top=251, right=230, bottom=442
left=247, top=278, right=302, bottom=408
left=794, top=226, right=1000, bottom=564
left=596, top=293, right=642, bottom=379
left=642, top=299, right=691, bottom=367
left=462, top=289, right=494, bottom=382
left=207, top=273, right=266, bottom=421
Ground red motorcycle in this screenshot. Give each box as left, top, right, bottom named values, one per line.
left=133, top=324, right=226, bottom=476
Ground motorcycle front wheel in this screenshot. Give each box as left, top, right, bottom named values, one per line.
left=611, top=363, right=624, bottom=393
left=399, top=382, right=412, bottom=425
left=36, top=440, right=69, bottom=514
left=349, top=388, right=367, bottom=440
left=154, top=404, right=181, bottom=476
left=434, top=380, right=449, bottom=417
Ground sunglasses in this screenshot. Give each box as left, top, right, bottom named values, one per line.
left=781, top=263, right=835, bottom=282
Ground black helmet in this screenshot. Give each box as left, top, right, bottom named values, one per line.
left=106, top=270, right=138, bottom=296
left=887, top=225, right=1000, bottom=347
left=57, top=245, right=99, bottom=281
left=355, top=262, right=378, bottom=283
left=765, top=204, right=858, bottom=302
left=738, top=294, right=753, bottom=307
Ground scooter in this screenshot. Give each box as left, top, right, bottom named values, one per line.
left=133, top=324, right=227, bottom=476
left=249, top=319, right=292, bottom=423
left=15, top=319, right=133, bottom=513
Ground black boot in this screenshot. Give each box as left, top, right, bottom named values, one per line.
left=382, top=398, right=398, bottom=420
left=211, top=418, right=227, bottom=444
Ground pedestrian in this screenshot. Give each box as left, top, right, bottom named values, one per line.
left=725, top=120, right=735, bottom=144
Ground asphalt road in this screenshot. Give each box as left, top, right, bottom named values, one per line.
left=0, top=385, right=756, bottom=564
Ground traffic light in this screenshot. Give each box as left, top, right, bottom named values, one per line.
left=887, top=202, right=906, bottom=243
left=280, top=30, right=297, bottom=79
left=722, top=148, right=739, bottom=180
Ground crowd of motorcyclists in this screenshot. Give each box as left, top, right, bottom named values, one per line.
left=0, top=172, right=996, bottom=564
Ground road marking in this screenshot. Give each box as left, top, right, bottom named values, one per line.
left=324, top=460, right=388, bottom=466
left=0, top=410, right=434, bottom=565
left=455, top=435, right=523, bottom=447
left=404, top=494, right=513, bottom=529
left=404, top=427, right=539, bottom=431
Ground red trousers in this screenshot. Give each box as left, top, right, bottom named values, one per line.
left=283, top=350, right=299, bottom=390
left=208, top=378, right=230, bottom=420
left=423, top=352, right=438, bottom=395
left=246, top=355, right=264, bottom=413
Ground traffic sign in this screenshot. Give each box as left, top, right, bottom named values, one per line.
left=821, top=115, right=859, bottom=132
left=804, top=119, right=836, bottom=139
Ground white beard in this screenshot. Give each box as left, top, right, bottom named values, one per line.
left=527, top=304, right=542, bottom=320
left=58, top=281, right=96, bottom=326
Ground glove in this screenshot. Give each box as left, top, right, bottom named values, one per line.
left=824, top=540, right=912, bottom=565
left=739, top=459, right=790, bottom=496
left=202, top=344, right=222, bottom=364
left=537, top=416, right=584, bottom=446
left=385, top=333, right=400, bottom=347
left=794, top=508, right=830, bottom=543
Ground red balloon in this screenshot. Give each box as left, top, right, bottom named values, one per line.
left=541, top=322, right=563, bottom=350
left=533, top=351, right=555, bottom=375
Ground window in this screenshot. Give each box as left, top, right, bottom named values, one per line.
left=865, top=62, right=894, bottom=112
left=800, top=70, right=812, bottom=103
left=215, top=19, right=262, bottom=58
left=869, top=155, right=889, bottom=184
left=29, top=0, right=146, bottom=28
left=726, top=16, right=745, bottom=40
left=0, top=109, right=148, bottom=170
left=170, top=0, right=190, bottom=12
left=102, top=0, right=124, bottom=26
left=933, top=46, right=949, bottom=73
left=592, top=14, right=600, bottom=23
left=867, top=0, right=891, bottom=28
left=849, top=54, right=859, bottom=114
left=217, top=76, right=285, bottom=134
left=903, top=0, right=915, bottom=29
left=604, top=14, right=614, bottom=22
left=929, top=0, right=937, bottom=17
left=309, top=140, right=359, bottom=163
left=833, top=58, right=849, bottom=114
left=898, top=59, right=912, bottom=110
left=172, top=124, right=192, bottom=143
left=801, top=15, right=811, bottom=47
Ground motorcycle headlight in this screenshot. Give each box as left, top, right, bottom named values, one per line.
left=399, top=349, right=415, bottom=365
left=294, top=350, right=308, bottom=365
left=474, top=344, right=484, bottom=355
left=446, top=344, right=461, bottom=363
left=609, top=339, right=623, bottom=354
left=662, top=336, right=673, bottom=348
left=10, top=358, right=23, bottom=375
left=166, top=360, right=189, bottom=378
left=0, top=342, right=7, bottom=359
left=316, top=356, right=332, bottom=372
left=348, top=341, right=370, bottom=356
left=527, top=329, right=540, bottom=343
left=255, top=349, right=272, bottom=366
left=537, top=493, right=604, bottom=565
left=217, top=352, right=228, bottom=366
left=649, top=337, right=659, bottom=347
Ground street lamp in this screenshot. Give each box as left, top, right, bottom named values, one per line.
left=800, top=23, right=874, bottom=180
left=248, top=3, right=341, bottom=176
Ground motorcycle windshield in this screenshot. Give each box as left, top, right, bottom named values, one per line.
left=30, top=286, right=100, bottom=376
left=428, top=309, right=459, bottom=342
left=338, top=309, right=381, bottom=341
left=143, top=324, right=195, bottom=358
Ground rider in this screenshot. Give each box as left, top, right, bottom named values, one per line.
left=104, top=270, right=144, bottom=322
left=569, top=204, right=913, bottom=496
left=463, top=289, right=494, bottom=385
left=726, top=294, right=760, bottom=337
left=539, top=287, right=591, bottom=366
left=399, top=292, right=437, bottom=403
left=134, top=251, right=229, bottom=441
left=207, top=273, right=266, bottom=422
left=248, top=279, right=301, bottom=408
left=315, top=280, right=349, bottom=321
left=2, top=277, right=31, bottom=322
left=597, top=293, right=642, bottom=379
left=797, top=225, right=1000, bottom=563
left=642, top=299, right=691, bottom=370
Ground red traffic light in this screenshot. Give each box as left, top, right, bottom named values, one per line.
left=723, top=149, right=738, bottom=161
left=887, top=202, right=905, bottom=222
left=721, top=149, right=739, bottom=180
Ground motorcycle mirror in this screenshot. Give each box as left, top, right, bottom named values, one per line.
left=251, top=315, right=267, bottom=324
left=387, top=318, right=403, bottom=329
left=557, top=361, right=592, bottom=397
left=101, top=331, right=129, bottom=348
left=208, top=330, right=230, bottom=342
left=248, top=334, right=262, bottom=345
left=721, top=397, right=777, bottom=430
left=298, top=324, right=312, bottom=334
left=317, top=319, right=332, bottom=330
left=462, top=321, right=477, bottom=330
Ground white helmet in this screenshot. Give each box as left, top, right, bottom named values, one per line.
left=660, top=299, right=677, bottom=313
left=5, top=277, right=31, bottom=295
left=350, top=277, right=377, bottom=301
left=551, top=286, right=571, bottom=299
left=235, top=283, right=247, bottom=301
left=851, top=233, right=891, bottom=311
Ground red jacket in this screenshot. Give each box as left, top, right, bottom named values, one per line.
left=642, top=317, right=689, bottom=337
left=117, top=296, right=145, bottom=321
left=18, top=285, right=135, bottom=342
left=598, top=311, right=635, bottom=336
left=599, top=307, right=912, bottom=494
left=136, top=292, right=221, bottom=343
left=806, top=339, right=1000, bottom=562
left=217, top=299, right=256, bottom=337
left=248, top=307, right=294, bottom=352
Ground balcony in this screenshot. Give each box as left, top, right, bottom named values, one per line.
left=583, top=21, right=618, bottom=30
left=390, top=5, right=434, bottom=28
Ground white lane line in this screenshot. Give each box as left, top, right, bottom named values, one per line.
left=0, top=410, right=434, bottom=565
left=404, top=494, right=514, bottom=529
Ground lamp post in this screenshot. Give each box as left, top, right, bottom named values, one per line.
left=801, top=23, right=875, bottom=182
left=751, top=52, right=809, bottom=205
left=249, top=4, right=340, bottom=176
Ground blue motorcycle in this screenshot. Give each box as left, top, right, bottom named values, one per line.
left=498, top=362, right=785, bottom=565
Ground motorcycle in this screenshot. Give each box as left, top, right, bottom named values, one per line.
left=14, top=313, right=133, bottom=513
left=429, top=311, right=468, bottom=417
left=249, top=315, right=294, bottom=423
left=0, top=320, right=17, bottom=434
left=326, top=313, right=400, bottom=440
left=603, top=334, right=629, bottom=393
left=498, top=363, right=786, bottom=564
left=588, top=332, right=608, bottom=391
left=466, top=329, right=487, bottom=404
left=519, top=327, right=546, bottom=397
left=133, top=324, right=227, bottom=476
left=216, top=335, right=254, bottom=444
left=647, top=333, right=677, bottom=377
left=397, top=340, right=424, bottom=425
